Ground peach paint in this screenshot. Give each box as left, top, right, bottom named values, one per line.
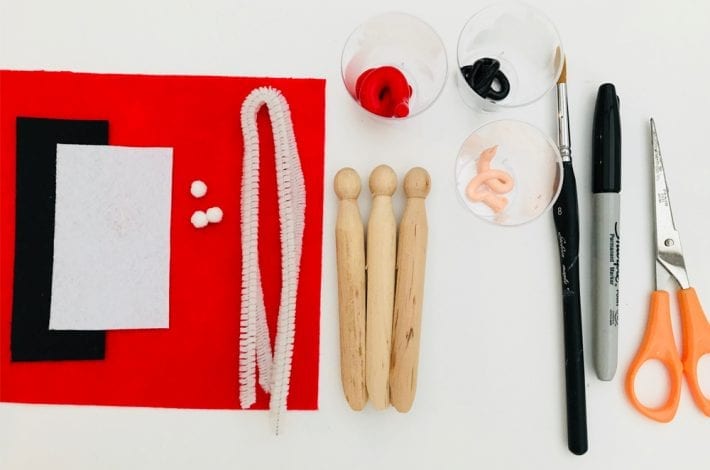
left=466, top=145, right=514, bottom=213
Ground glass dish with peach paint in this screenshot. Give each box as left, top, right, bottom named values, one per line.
left=455, top=119, right=562, bottom=226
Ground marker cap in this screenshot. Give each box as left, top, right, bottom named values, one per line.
left=592, top=83, right=621, bottom=193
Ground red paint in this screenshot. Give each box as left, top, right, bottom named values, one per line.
left=355, top=66, right=412, bottom=118
left=0, top=70, right=324, bottom=410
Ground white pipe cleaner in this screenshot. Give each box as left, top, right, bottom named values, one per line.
left=239, top=87, right=306, bottom=433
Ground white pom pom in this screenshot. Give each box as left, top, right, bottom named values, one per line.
left=191, top=210, right=208, bottom=228
left=191, top=180, right=207, bottom=198
left=206, top=206, right=223, bottom=223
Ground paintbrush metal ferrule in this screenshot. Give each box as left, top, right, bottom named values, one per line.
left=557, top=83, right=572, bottom=162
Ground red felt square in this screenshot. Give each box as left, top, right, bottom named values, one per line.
left=0, top=70, right=325, bottom=410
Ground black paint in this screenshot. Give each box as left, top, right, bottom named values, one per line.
left=460, top=58, right=510, bottom=101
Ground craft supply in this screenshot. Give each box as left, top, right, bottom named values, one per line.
left=460, top=58, right=510, bottom=101
left=465, top=145, right=513, bottom=213
left=455, top=120, right=562, bottom=226
left=206, top=207, right=223, bottom=223
left=341, top=12, right=447, bottom=119
left=239, top=86, right=306, bottom=432
left=50, top=144, right=173, bottom=331
left=334, top=168, right=368, bottom=411
left=366, top=164, right=397, bottom=410
left=191, top=210, right=208, bottom=228
left=456, top=2, right=564, bottom=111
left=355, top=66, right=412, bottom=118
left=191, top=180, right=207, bottom=198
left=10, top=117, right=108, bottom=362
left=625, top=119, right=710, bottom=422
left=552, top=58, right=588, bottom=456
left=0, top=70, right=324, bottom=412
left=390, top=168, right=430, bottom=413
left=592, top=83, right=622, bottom=381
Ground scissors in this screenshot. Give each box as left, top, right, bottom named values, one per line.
left=625, top=118, right=710, bottom=422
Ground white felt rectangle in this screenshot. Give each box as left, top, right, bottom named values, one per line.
left=49, top=144, right=173, bottom=331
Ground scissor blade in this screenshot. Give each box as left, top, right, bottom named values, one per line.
left=651, top=118, right=690, bottom=290
left=651, top=119, right=676, bottom=232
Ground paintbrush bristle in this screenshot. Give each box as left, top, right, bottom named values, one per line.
left=558, top=58, right=567, bottom=84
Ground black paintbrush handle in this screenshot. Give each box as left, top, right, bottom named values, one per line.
left=552, top=162, right=588, bottom=456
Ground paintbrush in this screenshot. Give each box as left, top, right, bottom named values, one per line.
left=552, top=57, right=589, bottom=455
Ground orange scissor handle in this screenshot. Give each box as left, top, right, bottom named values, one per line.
left=678, top=288, right=710, bottom=416
left=625, top=290, right=683, bottom=423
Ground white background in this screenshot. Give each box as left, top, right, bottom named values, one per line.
left=2, top=0, right=710, bottom=468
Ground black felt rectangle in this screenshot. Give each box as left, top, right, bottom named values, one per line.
left=11, top=117, right=108, bottom=361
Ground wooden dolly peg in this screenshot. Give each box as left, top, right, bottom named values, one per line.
left=334, top=168, right=368, bottom=411
left=390, top=167, right=431, bottom=412
left=366, top=165, right=398, bottom=410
